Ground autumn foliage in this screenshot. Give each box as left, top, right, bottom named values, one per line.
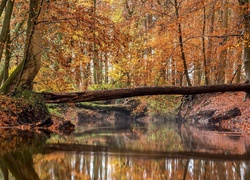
left=0, top=0, right=248, bottom=93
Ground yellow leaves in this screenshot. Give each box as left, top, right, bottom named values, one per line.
left=26, top=0, right=245, bottom=90
left=110, top=7, right=123, bottom=23
left=72, top=35, right=78, bottom=40
left=72, top=31, right=85, bottom=40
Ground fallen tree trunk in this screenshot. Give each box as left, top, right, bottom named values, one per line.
left=39, top=83, right=250, bottom=103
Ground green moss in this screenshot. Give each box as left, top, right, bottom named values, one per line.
left=12, top=89, right=51, bottom=120
left=0, top=60, right=24, bottom=94
left=47, top=104, right=67, bottom=117
left=146, top=95, right=181, bottom=119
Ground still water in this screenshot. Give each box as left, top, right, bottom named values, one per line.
left=1, top=121, right=250, bottom=179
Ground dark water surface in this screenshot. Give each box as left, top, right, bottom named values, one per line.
left=1, top=121, right=250, bottom=179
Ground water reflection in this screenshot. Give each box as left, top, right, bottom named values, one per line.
left=0, top=129, right=47, bottom=180
left=1, top=123, right=250, bottom=179
left=180, top=124, right=250, bottom=155
left=33, top=149, right=250, bottom=180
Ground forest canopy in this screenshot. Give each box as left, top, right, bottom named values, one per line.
left=0, top=0, right=249, bottom=94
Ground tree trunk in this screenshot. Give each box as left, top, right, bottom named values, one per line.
left=0, top=0, right=14, bottom=63
left=217, top=0, right=229, bottom=84
left=202, top=4, right=207, bottom=85
left=0, top=0, right=46, bottom=94
left=40, top=84, right=250, bottom=103
left=0, top=29, right=11, bottom=86
left=236, top=64, right=242, bottom=83
left=104, top=52, right=109, bottom=83
left=174, top=0, right=192, bottom=86
left=92, top=0, right=102, bottom=85
left=238, top=0, right=250, bottom=97
left=0, top=0, right=8, bottom=17
left=206, top=2, right=216, bottom=84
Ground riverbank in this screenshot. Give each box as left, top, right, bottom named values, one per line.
left=0, top=95, right=74, bottom=133
left=181, top=92, right=250, bottom=133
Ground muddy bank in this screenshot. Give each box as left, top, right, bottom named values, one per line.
left=0, top=95, right=74, bottom=133
left=75, top=100, right=147, bottom=127
left=181, top=92, right=250, bottom=133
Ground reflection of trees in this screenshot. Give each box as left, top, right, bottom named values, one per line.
left=0, top=161, right=8, bottom=180
left=245, top=162, right=250, bottom=180
left=34, top=145, right=246, bottom=179
left=0, top=125, right=248, bottom=179
left=0, top=151, right=39, bottom=180
left=0, top=129, right=47, bottom=180
left=31, top=123, right=250, bottom=179
left=72, top=123, right=183, bottom=152
left=180, top=124, right=247, bottom=155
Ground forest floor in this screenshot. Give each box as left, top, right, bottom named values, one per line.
left=181, top=92, right=250, bottom=133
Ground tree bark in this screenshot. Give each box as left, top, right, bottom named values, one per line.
left=238, top=0, right=250, bottom=82
left=173, top=0, right=192, bottom=86
left=206, top=2, right=216, bottom=84
left=238, top=0, right=250, bottom=98
left=40, top=84, right=250, bottom=103
left=0, top=28, right=11, bottom=86
left=0, top=0, right=14, bottom=63
left=92, top=0, right=102, bottom=84
left=0, top=0, right=46, bottom=94
left=217, top=0, right=229, bottom=84
left=202, top=4, right=207, bottom=85
left=0, top=0, right=8, bottom=17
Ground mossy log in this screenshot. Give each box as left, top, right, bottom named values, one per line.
left=75, top=102, right=133, bottom=113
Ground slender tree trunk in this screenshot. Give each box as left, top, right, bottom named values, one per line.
left=0, top=28, right=11, bottom=86
left=202, top=4, right=208, bottom=85
left=92, top=0, right=101, bottom=84
left=236, top=64, right=242, bottom=83
left=0, top=29, right=11, bottom=86
left=207, top=2, right=216, bottom=84
left=104, top=52, right=109, bottom=83
left=217, top=0, right=229, bottom=84
left=0, top=0, right=14, bottom=63
left=174, top=0, right=192, bottom=86
left=238, top=0, right=250, bottom=95
left=171, top=58, right=176, bottom=85
left=0, top=0, right=46, bottom=94
left=194, top=57, right=201, bottom=85
left=0, top=0, right=8, bottom=17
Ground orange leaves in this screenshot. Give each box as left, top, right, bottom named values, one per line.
left=9, top=0, right=244, bottom=91
left=0, top=0, right=247, bottom=94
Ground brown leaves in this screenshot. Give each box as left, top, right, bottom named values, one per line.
left=183, top=92, right=250, bottom=134
left=0, top=95, right=47, bottom=127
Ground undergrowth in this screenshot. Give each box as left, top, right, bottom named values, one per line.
left=145, top=95, right=182, bottom=119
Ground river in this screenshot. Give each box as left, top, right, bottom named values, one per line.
left=0, top=116, right=250, bottom=179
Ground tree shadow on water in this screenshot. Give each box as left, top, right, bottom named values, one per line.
left=0, top=129, right=48, bottom=180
